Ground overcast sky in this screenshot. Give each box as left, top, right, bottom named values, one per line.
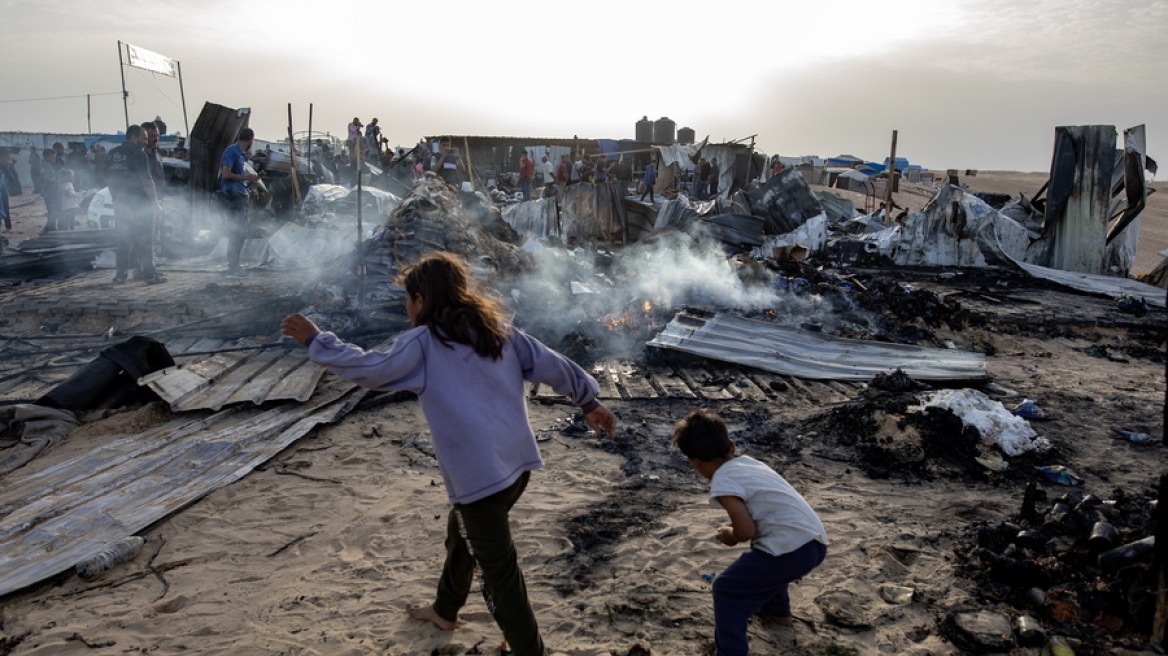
left=2, top=0, right=1164, bottom=171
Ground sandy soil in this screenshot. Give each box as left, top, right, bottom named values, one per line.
left=1, top=178, right=1165, bottom=655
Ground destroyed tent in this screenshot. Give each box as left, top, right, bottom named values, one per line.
left=1028, top=124, right=1156, bottom=277
left=0, top=230, right=120, bottom=282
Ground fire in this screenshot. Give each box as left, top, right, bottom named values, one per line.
left=643, top=300, right=653, bottom=313
left=596, top=309, right=631, bottom=331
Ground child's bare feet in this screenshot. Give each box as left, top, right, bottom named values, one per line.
left=406, top=603, right=456, bottom=631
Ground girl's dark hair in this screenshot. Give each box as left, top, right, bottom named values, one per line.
left=672, top=409, right=732, bottom=461
left=399, top=252, right=509, bottom=359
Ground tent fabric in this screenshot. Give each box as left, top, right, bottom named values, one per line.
left=746, top=169, right=824, bottom=235
left=502, top=198, right=559, bottom=239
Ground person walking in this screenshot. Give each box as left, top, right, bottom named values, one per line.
left=218, top=128, right=261, bottom=277
left=281, top=253, right=617, bottom=656
left=640, top=159, right=657, bottom=203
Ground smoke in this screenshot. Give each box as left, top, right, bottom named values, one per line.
left=504, top=229, right=837, bottom=355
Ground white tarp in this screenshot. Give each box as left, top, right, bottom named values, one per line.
left=502, top=198, right=559, bottom=239
left=268, top=223, right=369, bottom=266
left=752, top=213, right=828, bottom=258
left=914, top=389, right=1050, bottom=456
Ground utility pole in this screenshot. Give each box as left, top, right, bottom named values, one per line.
left=884, top=129, right=898, bottom=226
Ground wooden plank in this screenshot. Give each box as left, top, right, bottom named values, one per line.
left=677, top=367, right=736, bottom=400
left=647, top=366, right=697, bottom=399
left=590, top=361, right=622, bottom=400
left=611, top=361, right=657, bottom=400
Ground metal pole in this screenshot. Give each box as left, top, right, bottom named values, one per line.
left=884, top=129, right=898, bottom=225
left=177, top=61, right=190, bottom=139
left=306, top=103, right=313, bottom=171
left=87, top=94, right=92, bottom=133
left=356, top=141, right=365, bottom=315
left=286, top=103, right=301, bottom=212
left=117, top=41, right=129, bottom=131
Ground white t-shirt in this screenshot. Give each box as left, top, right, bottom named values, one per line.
left=709, top=455, right=828, bottom=557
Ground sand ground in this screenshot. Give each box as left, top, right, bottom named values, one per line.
left=0, top=175, right=1165, bottom=655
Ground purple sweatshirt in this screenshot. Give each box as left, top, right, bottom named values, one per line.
left=307, top=326, right=601, bottom=504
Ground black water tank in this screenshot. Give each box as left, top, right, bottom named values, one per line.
left=677, top=127, right=695, bottom=145
left=653, top=117, right=675, bottom=144
left=635, top=116, right=654, bottom=143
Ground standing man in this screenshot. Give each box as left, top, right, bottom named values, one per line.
left=518, top=150, right=534, bottom=201
left=39, top=149, right=59, bottom=231
left=431, top=137, right=466, bottom=188
left=219, top=127, right=261, bottom=277
left=538, top=155, right=554, bottom=190
left=29, top=147, right=42, bottom=195
left=594, top=155, right=609, bottom=183
left=0, top=148, right=21, bottom=199
left=555, top=154, right=571, bottom=188
left=365, top=118, right=382, bottom=159
left=708, top=158, right=720, bottom=198
left=570, top=153, right=583, bottom=185
left=347, top=117, right=363, bottom=160
left=107, top=125, right=163, bottom=284
left=640, top=159, right=657, bottom=203
left=0, top=149, right=13, bottom=231
left=142, top=121, right=166, bottom=263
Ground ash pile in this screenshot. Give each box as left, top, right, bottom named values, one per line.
left=954, top=480, right=1160, bottom=652
left=297, top=173, right=532, bottom=332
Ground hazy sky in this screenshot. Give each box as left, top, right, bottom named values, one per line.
left=2, top=0, right=1164, bottom=171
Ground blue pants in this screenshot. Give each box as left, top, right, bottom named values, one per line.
left=712, top=539, right=826, bottom=656
left=520, top=178, right=532, bottom=201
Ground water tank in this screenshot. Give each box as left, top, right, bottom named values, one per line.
left=677, top=127, right=695, bottom=145
left=635, top=116, right=654, bottom=143
left=653, top=117, right=676, bottom=144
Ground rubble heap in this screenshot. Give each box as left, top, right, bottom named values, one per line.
left=957, top=482, right=1159, bottom=648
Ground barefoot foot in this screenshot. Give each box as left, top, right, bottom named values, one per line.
left=406, top=603, right=457, bottom=631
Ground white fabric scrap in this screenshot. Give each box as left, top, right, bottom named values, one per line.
left=915, top=389, right=1050, bottom=456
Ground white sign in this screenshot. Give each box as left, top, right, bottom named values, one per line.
left=125, top=43, right=178, bottom=77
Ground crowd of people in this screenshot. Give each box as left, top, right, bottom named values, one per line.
left=0, top=119, right=179, bottom=237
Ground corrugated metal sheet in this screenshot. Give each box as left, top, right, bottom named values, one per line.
left=139, top=347, right=326, bottom=412
left=0, top=384, right=364, bottom=598
left=1016, top=261, right=1166, bottom=308
left=647, top=311, right=987, bottom=381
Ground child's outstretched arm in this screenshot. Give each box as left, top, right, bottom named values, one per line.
left=714, top=496, right=756, bottom=546
left=281, top=313, right=320, bottom=346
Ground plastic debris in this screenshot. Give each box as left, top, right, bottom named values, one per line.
left=1115, top=295, right=1149, bottom=316
left=1034, top=465, right=1083, bottom=486
left=1111, top=428, right=1152, bottom=443
left=878, top=584, right=914, bottom=605
left=701, top=573, right=716, bottom=582
left=75, top=536, right=147, bottom=579
left=1012, top=399, right=1050, bottom=420
left=1049, top=635, right=1075, bottom=656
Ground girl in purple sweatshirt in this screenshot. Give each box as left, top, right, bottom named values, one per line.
left=281, top=252, right=616, bottom=656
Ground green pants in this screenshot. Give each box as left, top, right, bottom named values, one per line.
left=433, top=471, right=544, bottom=656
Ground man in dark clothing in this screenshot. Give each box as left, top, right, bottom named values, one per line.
left=39, top=150, right=60, bottom=231
left=431, top=137, right=466, bottom=188
left=107, top=125, right=163, bottom=284
left=66, top=144, right=91, bottom=192
left=1, top=148, right=20, bottom=199
left=219, top=127, right=261, bottom=276
left=29, top=148, right=42, bottom=194
left=0, top=149, right=13, bottom=230
left=640, top=159, right=657, bottom=203
left=696, top=158, right=711, bottom=199
left=708, top=158, right=720, bottom=198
